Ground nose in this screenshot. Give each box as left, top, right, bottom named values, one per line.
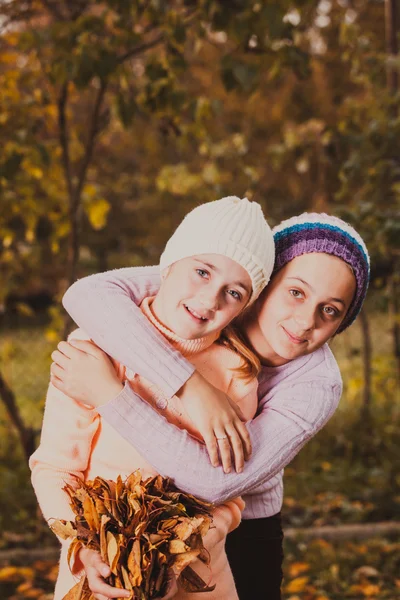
left=294, top=304, right=316, bottom=332
left=199, top=288, right=219, bottom=312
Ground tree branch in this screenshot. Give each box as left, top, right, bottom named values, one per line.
left=118, top=7, right=199, bottom=65
left=118, top=32, right=165, bottom=64
left=58, top=81, right=74, bottom=201
left=0, top=371, right=36, bottom=462
left=75, top=79, right=107, bottom=201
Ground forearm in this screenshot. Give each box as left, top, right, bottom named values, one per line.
left=99, top=380, right=341, bottom=503
left=29, top=382, right=98, bottom=524
left=62, top=266, right=194, bottom=397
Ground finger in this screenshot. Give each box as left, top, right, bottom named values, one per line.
left=234, top=419, right=252, bottom=460
left=57, top=340, right=84, bottom=359
left=87, top=569, right=130, bottom=599
left=51, top=349, right=69, bottom=368
left=215, top=433, right=232, bottom=474
left=68, top=338, right=105, bottom=359
left=50, top=374, right=64, bottom=390
left=50, top=362, right=65, bottom=379
left=202, top=432, right=220, bottom=468
left=224, top=424, right=245, bottom=473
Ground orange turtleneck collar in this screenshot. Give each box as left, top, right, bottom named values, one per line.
left=140, top=296, right=219, bottom=357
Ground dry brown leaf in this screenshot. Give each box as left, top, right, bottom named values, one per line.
left=49, top=520, right=76, bottom=540
left=106, top=531, right=120, bottom=575
left=169, top=540, right=189, bottom=554
left=179, top=565, right=216, bottom=593
left=82, top=495, right=99, bottom=532
left=127, top=539, right=142, bottom=587
left=171, top=550, right=201, bottom=576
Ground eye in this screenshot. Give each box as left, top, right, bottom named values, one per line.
left=196, top=268, right=209, bottom=279
left=289, top=289, right=303, bottom=298
left=323, top=306, right=338, bottom=317
left=227, top=289, right=241, bottom=301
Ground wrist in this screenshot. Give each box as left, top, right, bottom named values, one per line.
left=95, top=380, right=124, bottom=407
left=179, top=370, right=208, bottom=398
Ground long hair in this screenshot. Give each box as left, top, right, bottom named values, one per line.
left=218, top=323, right=261, bottom=380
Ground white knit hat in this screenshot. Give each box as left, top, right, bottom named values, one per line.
left=160, top=196, right=275, bottom=304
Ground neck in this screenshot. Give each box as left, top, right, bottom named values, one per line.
left=242, top=311, right=291, bottom=368
left=141, top=296, right=218, bottom=357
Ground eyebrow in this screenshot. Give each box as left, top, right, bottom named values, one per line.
left=286, top=277, right=347, bottom=307
left=194, top=259, right=251, bottom=294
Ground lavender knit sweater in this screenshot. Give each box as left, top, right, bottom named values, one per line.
left=63, top=266, right=342, bottom=519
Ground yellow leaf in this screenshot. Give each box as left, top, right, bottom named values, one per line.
left=288, top=562, right=310, bottom=578
left=285, top=576, right=309, bottom=593
left=85, top=197, right=111, bottom=230
left=360, top=583, right=380, bottom=597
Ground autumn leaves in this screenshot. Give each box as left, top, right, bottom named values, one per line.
left=50, top=471, right=216, bottom=599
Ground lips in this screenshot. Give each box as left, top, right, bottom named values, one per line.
left=184, top=305, right=209, bottom=323
left=282, top=326, right=308, bottom=345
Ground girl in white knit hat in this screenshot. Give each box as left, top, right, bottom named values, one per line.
left=30, top=196, right=275, bottom=600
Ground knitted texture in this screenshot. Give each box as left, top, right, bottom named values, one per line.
left=273, top=213, right=370, bottom=332
left=160, top=196, right=275, bottom=304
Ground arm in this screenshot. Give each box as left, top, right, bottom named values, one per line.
left=29, top=384, right=99, bottom=525
left=29, top=379, right=99, bottom=573
left=99, top=379, right=342, bottom=503
left=62, top=266, right=194, bottom=397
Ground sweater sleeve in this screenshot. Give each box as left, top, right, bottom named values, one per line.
left=62, top=266, right=194, bottom=398
left=29, top=383, right=99, bottom=525
left=98, top=378, right=342, bottom=504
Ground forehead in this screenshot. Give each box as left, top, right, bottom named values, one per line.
left=284, top=252, right=347, bottom=273
left=281, top=253, right=356, bottom=297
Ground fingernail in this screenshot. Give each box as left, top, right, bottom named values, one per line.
left=237, top=467, right=243, bottom=473
left=225, top=468, right=231, bottom=474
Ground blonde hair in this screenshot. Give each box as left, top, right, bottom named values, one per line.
left=218, top=324, right=261, bottom=381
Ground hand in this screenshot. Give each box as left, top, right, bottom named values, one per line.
left=78, top=547, right=130, bottom=600
left=50, top=339, right=124, bottom=407
left=78, top=547, right=177, bottom=600
left=178, top=371, right=252, bottom=474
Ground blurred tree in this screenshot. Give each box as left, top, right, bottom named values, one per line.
left=0, top=0, right=314, bottom=457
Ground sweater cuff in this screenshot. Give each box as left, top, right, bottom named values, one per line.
left=160, top=359, right=195, bottom=398
left=98, top=381, right=142, bottom=417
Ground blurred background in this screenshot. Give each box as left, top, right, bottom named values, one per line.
left=0, top=0, right=399, bottom=598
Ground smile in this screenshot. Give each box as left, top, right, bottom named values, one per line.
left=184, top=305, right=209, bottom=322
left=281, top=326, right=308, bottom=345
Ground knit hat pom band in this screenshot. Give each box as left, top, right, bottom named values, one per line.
left=272, top=213, right=370, bottom=333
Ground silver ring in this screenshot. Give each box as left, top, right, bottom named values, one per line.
left=216, top=436, right=228, bottom=441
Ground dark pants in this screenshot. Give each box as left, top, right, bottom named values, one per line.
left=225, top=513, right=284, bottom=600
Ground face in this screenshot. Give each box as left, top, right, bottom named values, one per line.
left=152, top=254, right=252, bottom=340
left=245, top=253, right=356, bottom=366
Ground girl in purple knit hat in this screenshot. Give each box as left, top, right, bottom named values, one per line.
left=50, top=211, right=369, bottom=600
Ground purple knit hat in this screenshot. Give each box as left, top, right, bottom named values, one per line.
left=272, top=213, right=370, bottom=333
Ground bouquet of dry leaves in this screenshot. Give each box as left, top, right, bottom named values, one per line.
left=50, top=471, right=216, bottom=600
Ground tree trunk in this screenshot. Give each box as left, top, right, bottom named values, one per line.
left=388, top=275, right=400, bottom=380
left=0, top=371, right=36, bottom=462
left=385, top=0, right=399, bottom=93
left=359, top=308, right=372, bottom=421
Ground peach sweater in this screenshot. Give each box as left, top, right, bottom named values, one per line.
left=30, top=298, right=257, bottom=600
